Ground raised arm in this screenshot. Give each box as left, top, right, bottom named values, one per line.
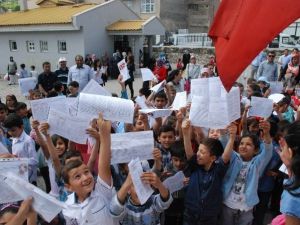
left=86, top=127, right=100, bottom=173
left=259, top=119, right=272, bottom=144
left=222, top=123, right=237, bottom=164
left=141, top=172, right=169, bottom=201
left=182, top=119, right=193, bottom=160
left=97, top=113, right=112, bottom=185
left=31, top=120, right=50, bottom=159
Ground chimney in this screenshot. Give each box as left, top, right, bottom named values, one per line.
left=20, top=0, right=28, bottom=11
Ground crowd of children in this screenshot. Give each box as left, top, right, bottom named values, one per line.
left=0, top=51, right=300, bottom=225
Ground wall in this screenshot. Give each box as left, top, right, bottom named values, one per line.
left=76, top=0, right=140, bottom=58
left=0, top=30, right=84, bottom=74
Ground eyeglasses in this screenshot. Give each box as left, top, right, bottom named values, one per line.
left=268, top=55, right=275, bottom=58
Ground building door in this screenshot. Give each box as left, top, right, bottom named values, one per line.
left=114, top=35, right=129, bottom=53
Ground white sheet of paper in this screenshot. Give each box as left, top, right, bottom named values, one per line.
left=189, top=77, right=240, bottom=128
left=163, top=171, right=185, bottom=194
left=19, top=77, right=37, bottom=96
left=141, top=68, right=155, bottom=81
left=118, top=59, right=130, bottom=82
left=268, top=93, right=285, bottom=103
left=0, top=158, right=28, bottom=204
left=135, top=95, right=149, bottom=109
left=279, top=164, right=288, bottom=175
left=0, top=142, right=9, bottom=154
left=81, top=79, right=111, bottom=96
left=172, top=91, right=187, bottom=110
left=2, top=172, right=65, bottom=222
left=150, top=80, right=166, bottom=93
left=269, top=82, right=283, bottom=94
left=248, top=96, right=273, bottom=118
left=48, top=109, right=90, bottom=144
left=111, top=131, right=154, bottom=164
left=128, top=158, right=154, bottom=205
left=66, top=97, right=78, bottom=117
left=139, top=108, right=173, bottom=119
left=30, top=96, right=67, bottom=121
left=78, top=93, right=134, bottom=123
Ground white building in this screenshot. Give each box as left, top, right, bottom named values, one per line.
left=0, top=0, right=165, bottom=73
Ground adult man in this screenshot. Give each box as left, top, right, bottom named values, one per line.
left=38, top=62, right=58, bottom=96
left=278, top=49, right=290, bottom=75
left=7, top=56, right=17, bottom=85
left=55, top=57, right=69, bottom=94
left=257, top=51, right=278, bottom=82
left=250, top=51, right=267, bottom=79
left=67, top=55, right=93, bottom=91
left=185, top=54, right=201, bottom=80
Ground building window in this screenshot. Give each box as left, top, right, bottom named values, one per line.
left=40, top=41, right=48, bottom=52
left=141, top=0, right=155, bottom=13
left=9, top=40, right=17, bottom=51
left=188, top=4, right=199, bottom=11
left=58, top=40, right=67, bottom=53
left=26, top=41, right=35, bottom=52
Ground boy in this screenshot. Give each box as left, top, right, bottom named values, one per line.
left=154, top=91, right=168, bottom=109
left=19, top=64, right=29, bottom=78
left=3, top=113, right=37, bottom=184
left=15, top=102, right=31, bottom=135
left=155, top=125, right=176, bottom=171
left=61, top=114, right=129, bottom=225
left=53, top=81, right=65, bottom=96
left=68, top=81, right=79, bottom=97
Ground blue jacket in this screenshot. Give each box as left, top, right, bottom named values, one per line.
left=280, top=180, right=300, bottom=219
left=222, top=142, right=273, bottom=207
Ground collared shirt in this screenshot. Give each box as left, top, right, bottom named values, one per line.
left=279, top=54, right=291, bottom=68
left=37, top=72, right=58, bottom=92
left=251, top=51, right=267, bottom=67
left=67, top=64, right=94, bottom=91
left=184, top=156, right=228, bottom=217
left=155, top=142, right=172, bottom=170
left=257, top=60, right=278, bottom=81
left=63, top=176, right=125, bottom=225
left=12, top=130, right=37, bottom=182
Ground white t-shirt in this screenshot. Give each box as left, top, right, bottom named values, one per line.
left=224, top=161, right=252, bottom=211
left=63, top=176, right=120, bottom=225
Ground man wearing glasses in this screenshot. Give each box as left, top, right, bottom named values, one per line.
left=257, top=51, right=278, bottom=81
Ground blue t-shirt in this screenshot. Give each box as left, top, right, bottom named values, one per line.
left=280, top=179, right=300, bottom=219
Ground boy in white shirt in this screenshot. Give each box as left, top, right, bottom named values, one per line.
left=3, top=113, right=37, bottom=184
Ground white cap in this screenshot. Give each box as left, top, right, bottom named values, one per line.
left=58, top=57, right=67, bottom=63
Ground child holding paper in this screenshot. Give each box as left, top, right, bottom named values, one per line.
left=15, top=102, right=31, bottom=135
left=221, top=120, right=273, bottom=225
left=182, top=120, right=237, bottom=225
left=3, top=113, right=37, bottom=184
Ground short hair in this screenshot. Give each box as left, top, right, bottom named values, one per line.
left=248, top=84, right=260, bottom=93
left=20, top=64, right=25, bottom=69
left=42, top=61, right=50, bottom=67
left=63, top=150, right=83, bottom=165
left=75, top=55, right=83, bottom=61
left=201, top=138, right=224, bottom=157
left=170, top=140, right=186, bottom=159
left=158, top=124, right=175, bottom=136
left=15, top=102, right=27, bottom=111
left=0, top=103, right=8, bottom=112
left=154, top=91, right=167, bottom=101
left=62, top=159, right=83, bottom=184
left=3, top=113, right=23, bottom=129
left=139, top=88, right=151, bottom=98
left=30, top=65, right=35, bottom=70
left=239, top=134, right=260, bottom=151
left=54, top=81, right=63, bottom=92
left=68, top=81, right=79, bottom=88
left=47, top=91, right=58, bottom=98
left=268, top=50, right=276, bottom=55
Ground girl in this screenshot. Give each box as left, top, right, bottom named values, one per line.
left=221, top=120, right=273, bottom=225
left=5, top=94, right=18, bottom=114
left=92, top=59, right=104, bottom=86
left=166, top=69, right=184, bottom=93
left=278, top=121, right=300, bottom=224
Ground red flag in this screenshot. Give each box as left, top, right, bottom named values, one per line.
left=209, top=0, right=300, bottom=91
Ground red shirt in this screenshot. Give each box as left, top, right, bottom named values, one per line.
left=153, top=66, right=167, bottom=82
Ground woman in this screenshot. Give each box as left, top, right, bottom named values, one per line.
left=92, top=59, right=104, bottom=86
left=283, top=53, right=300, bottom=93
left=277, top=121, right=300, bottom=224
left=125, top=55, right=135, bottom=99
left=5, top=95, right=18, bottom=114
left=166, top=69, right=184, bottom=93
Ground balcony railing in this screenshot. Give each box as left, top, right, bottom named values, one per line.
left=173, top=33, right=213, bottom=47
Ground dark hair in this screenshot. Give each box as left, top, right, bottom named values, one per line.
left=75, top=55, right=83, bottom=61
left=239, top=134, right=260, bottom=151
left=42, top=61, right=50, bottom=67
left=170, top=140, right=186, bottom=159
left=93, top=59, right=100, bottom=71
left=62, top=159, right=83, bottom=184
left=248, top=84, right=260, bottom=93
left=51, top=134, right=69, bottom=153
left=154, top=91, right=167, bottom=101
left=139, top=88, right=151, bottom=98
left=54, top=81, right=63, bottom=92
left=63, top=150, right=83, bottom=165
left=3, top=113, right=23, bottom=129
left=47, top=91, right=58, bottom=98
left=283, top=121, right=300, bottom=193
left=0, top=103, right=8, bottom=111
left=201, top=138, right=224, bottom=157
left=20, top=63, right=25, bottom=69
left=268, top=50, right=276, bottom=55
left=166, top=69, right=180, bottom=83
left=30, top=65, right=35, bottom=70
left=15, top=102, right=27, bottom=112
left=0, top=204, right=19, bottom=219
left=6, top=94, right=18, bottom=106
left=127, top=55, right=134, bottom=64
left=268, top=119, right=278, bottom=138
left=250, top=91, right=263, bottom=98
left=158, top=124, right=176, bottom=136
left=278, top=95, right=291, bottom=106
left=68, top=81, right=79, bottom=88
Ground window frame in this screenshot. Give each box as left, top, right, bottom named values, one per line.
left=141, top=0, right=155, bottom=13
left=39, top=40, right=49, bottom=53
left=9, top=40, right=18, bottom=51
left=58, top=40, right=67, bottom=53
left=26, top=40, right=35, bottom=52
